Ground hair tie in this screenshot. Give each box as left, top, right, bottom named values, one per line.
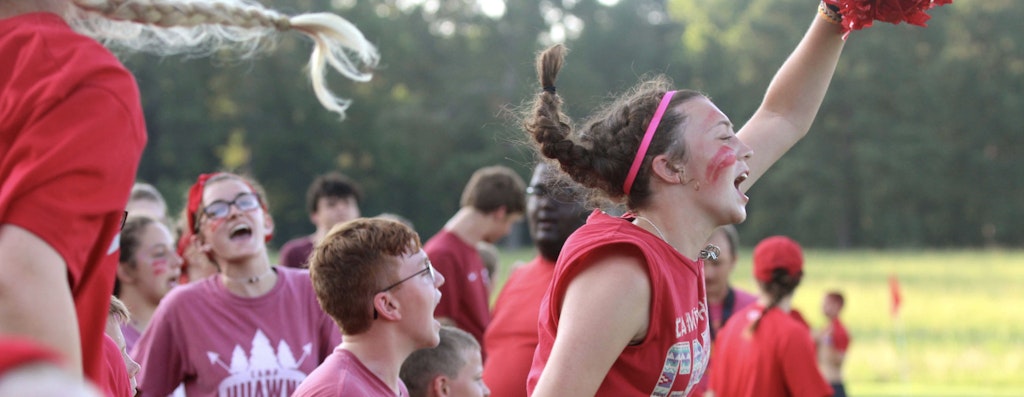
left=186, top=173, right=222, bottom=233
left=542, top=85, right=556, bottom=93
left=622, top=91, right=676, bottom=196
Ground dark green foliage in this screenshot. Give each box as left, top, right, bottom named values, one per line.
left=125, top=0, right=1022, bottom=248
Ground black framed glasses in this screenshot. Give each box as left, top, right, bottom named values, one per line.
left=379, top=260, right=437, bottom=292
left=373, top=260, right=437, bottom=319
left=201, top=192, right=261, bottom=220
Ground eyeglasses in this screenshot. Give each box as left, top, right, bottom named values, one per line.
left=373, top=260, right=437, bottom=319
left=379, top=260, right=437, bottom=292
left=201, top=192, right=261, bottom=220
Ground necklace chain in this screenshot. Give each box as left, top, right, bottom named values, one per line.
left=222, top=267, right=274, bottom=284
left=635, top=216, right=668, bottom=242
left=635, top=215, right=719, bottom=262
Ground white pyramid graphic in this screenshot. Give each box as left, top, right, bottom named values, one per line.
left=209, top=329, right=312, bottom=397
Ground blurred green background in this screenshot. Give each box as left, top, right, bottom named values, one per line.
left=488, top=247, right=1024, bottom=396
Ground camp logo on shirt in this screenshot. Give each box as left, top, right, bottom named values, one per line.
left=209, top=330, right=312, bottom=397
left=651, top=301, right=711, bottom=397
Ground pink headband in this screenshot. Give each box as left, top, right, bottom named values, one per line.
left=622, top=90, right=676, bottom=195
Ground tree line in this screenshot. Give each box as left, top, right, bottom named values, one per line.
left=125, top=0, right=1022, bottom=249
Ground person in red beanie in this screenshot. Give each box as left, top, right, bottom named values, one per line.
left=707, top=236, right=832, bottom=397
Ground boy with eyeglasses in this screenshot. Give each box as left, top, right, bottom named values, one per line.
left=296, top=217, right=446, bottom=396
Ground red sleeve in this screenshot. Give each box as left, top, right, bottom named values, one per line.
left=0, top=337, right=64, bottom=375
left=0, top=83, right=145, bottom=384
left=780, top=328, right=833, bottom=397
left=1, top=83, right=145, bottom=282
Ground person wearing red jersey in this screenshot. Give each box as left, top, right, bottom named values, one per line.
left=1, top=0, right=376, bottom=388
left=0, top=3, right=147, bottom=384
left=482, top=162, right=588, bottom=397
left=425, top=165, right=526, bottom=348
left=708, top=236, right=832, bottom=397
left=519, top=2, right=846, bottom=394
left=816, top=291, right=851, bottom=397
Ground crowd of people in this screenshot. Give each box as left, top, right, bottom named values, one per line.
left=3, top=0, right=945, bottom=396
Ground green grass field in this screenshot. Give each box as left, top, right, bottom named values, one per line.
left=491, top=248, right=1024, bottom=397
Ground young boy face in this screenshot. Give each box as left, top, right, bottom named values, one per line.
left=446, top=347, right=489, bottom=397
left=105, top=317, right=140, bottom=393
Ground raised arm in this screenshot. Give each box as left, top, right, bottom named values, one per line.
left=739, top=8, right=845, bottom=190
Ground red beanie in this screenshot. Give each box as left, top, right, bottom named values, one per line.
left=753, top=235, right=804, bottom=282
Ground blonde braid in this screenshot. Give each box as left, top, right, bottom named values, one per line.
left=69, top=0, right=378, bottom=119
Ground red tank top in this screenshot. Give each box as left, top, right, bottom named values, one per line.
left=527, top=210, right=711, bottom=396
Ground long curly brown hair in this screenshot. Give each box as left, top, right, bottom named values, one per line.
left=522, top=44, right=705, bottom=210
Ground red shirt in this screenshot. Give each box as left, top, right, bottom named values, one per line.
left=0, top=337, right=64, bottom=374
left=527, top=211, right=711, bottom=396
left=101, top=334, right=134, bottom=397
left=709, top=305, right=833, bottom=397
left=828, top=318, right=851, bottom=353
left=482, top=256, right=555, bottom=397
left=0, top=13, right=146, bottom=384
left=424, top=229, right=492, bottom=347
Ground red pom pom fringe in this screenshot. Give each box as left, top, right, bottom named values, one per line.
left=835, top=0, right=954, bottom=39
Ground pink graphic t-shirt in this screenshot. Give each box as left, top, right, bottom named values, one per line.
left=133, top=266, right=342, bottom=397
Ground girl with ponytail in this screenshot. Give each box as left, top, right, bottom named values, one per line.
left=522, top=4, right=846, bottom=396
left=708, top=236, right=831, bottom=397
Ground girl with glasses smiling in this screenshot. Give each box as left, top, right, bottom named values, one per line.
left=132, top=172, right=341, bottom=397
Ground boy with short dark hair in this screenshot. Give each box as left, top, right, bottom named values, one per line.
left=280, top=172, right=363, bottom=268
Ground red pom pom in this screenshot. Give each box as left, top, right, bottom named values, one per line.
left=835, top=0, right=954, bottom=38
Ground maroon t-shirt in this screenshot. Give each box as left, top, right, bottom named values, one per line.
left=133, top=267, right=342, bottom=397
left=424, top=229, right=491, bottom=346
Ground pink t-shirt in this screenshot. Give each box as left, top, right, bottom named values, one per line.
left=482, top=256, right=555, bottom=397
left=293, top=348, right=408, bottom=397
left=133, top=267, right=342, bottom=397
left=120, top=323, right=141, bottom=358
left=424, top=229, right=491, bottom=347
left=528, top=211, right=711, bottom=397
left=0, top=12, right=146, bottom=384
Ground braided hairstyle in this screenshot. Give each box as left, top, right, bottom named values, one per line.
left=748, top=268, right=802, bottom=333
left=523, top=44, right=704, bottom=210
left=66, top=0, right=378, bottom=118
